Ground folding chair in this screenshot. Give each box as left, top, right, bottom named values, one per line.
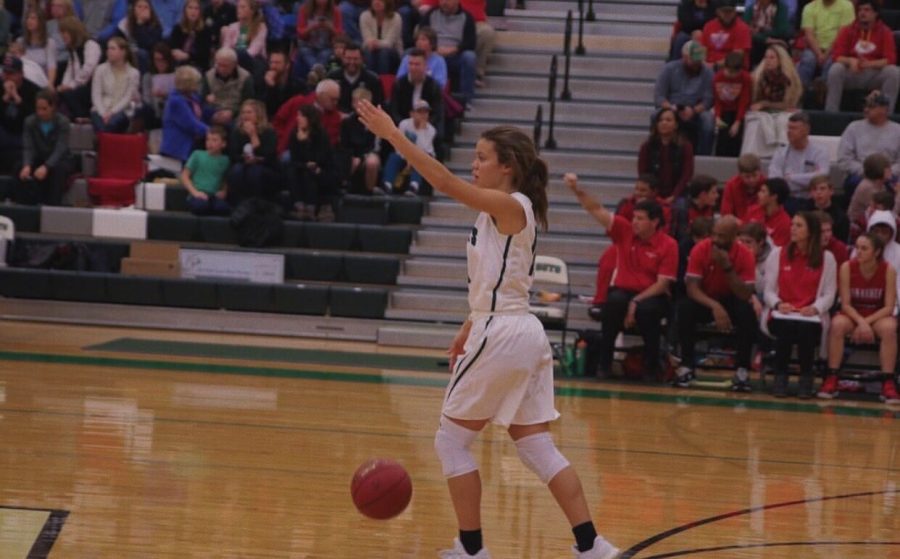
left=0, top=215, right=14, bottom=267
left=529, top=255, right=571, bottom=347
left=87, top=133, right=148, bottom=207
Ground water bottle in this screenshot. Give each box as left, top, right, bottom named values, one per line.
left=563, top=345, right=575, bottom=377
left=574, top=339, right=587, bottom=376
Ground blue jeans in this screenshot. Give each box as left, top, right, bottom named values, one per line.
left=187, top=194, right=231, bottom=215
left=797, top=48, right=833, bottom=88
left=339, top=2, right=367, bottom=43
left=364, top=47, right=400, bottom=75
left=444, top=50, right=476, bottom=105
left=294, top=45, right=333, bottom=81
left=91, top=110, right=130, bottom=133
left=382, top=152, right=422, bottom=191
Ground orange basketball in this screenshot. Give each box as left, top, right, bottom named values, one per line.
left=351, top=458, right=413, bottom=520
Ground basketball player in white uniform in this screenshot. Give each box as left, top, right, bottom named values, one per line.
left=357, top=99, right=619, bottom=559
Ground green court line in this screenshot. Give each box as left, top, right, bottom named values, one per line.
left=0, top=349, right=897, bottom=420
left=85, top=338, right=448, bottom=372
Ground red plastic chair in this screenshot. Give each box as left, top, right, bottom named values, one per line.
left=87, top=133, right=148, bottom=207
left=380, top=74, right=396, bottom=104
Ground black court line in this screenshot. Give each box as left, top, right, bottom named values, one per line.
left=642, top=541, right=900, bottom=558
left=0, top=506, right=69, bottom=559
left=621, top=489, right=898, bottom=558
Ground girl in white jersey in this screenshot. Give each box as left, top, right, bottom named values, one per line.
left=357, top=99, right=619, bottom=559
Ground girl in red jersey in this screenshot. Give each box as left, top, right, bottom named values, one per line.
left=762, top=211, right=837, bottom=398
left=819, top=233, right=899, bottom=403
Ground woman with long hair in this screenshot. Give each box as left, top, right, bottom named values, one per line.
left=819, top=232, right=899, bottom=403
left=227, top=99, right=280, bottom=205
left=116, top=0, right=163, bottom=73
left=46, top=0, right=76, bottom=65
left=220, top=0, right=268, bottom=77
left=360, top=0, right=402, bottom=74
left=356, top=99, right=619, bottom=559
left=140, top=42, right=176, bottom=129
left=295, top=0, right=342, bottom=78
left=741, top=44, right=803, bottom=157
left=288, top=103, right=336, bottom=220
left=168, top=0, right=212, bottom=69
left=56, top=15, right=99, bottom=118
left=90, top=36, right=140, bottom=133
left=19, top=5, right=56, bottom=88
left=762, top=211, right=837, bottom=398
left=637, top=108, right=694, bottom=203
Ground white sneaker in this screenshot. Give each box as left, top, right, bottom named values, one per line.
left=438, top=538, right=491, bottom=558
left=572, top=536, right=620, bottom=559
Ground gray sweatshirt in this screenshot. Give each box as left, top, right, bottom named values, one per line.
left=836, top=118, right=900, bottom=177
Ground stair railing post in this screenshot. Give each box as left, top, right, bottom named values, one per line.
left=585, top=0, right=596, bottom=22
left=533, top=104, right=543, bottom=154
left=545, top=56, right=558, bottom=150
left=561, top=10, right=573, bottom=100
left=575, top=0, right=586, bottom=55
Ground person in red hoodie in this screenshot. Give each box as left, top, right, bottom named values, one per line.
left=701, top=0, right=751, bottom=70
left=721, top=153, right=765, bottom=221
left=272, top=78, right=343, bottom=154
left=712, top=50, right=751, bottom=156
left=825, top=0, right=898, bottom=112
left=745, top=177, right=792, bottom=246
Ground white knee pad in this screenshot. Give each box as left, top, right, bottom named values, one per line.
left=434, top=420, right=480, bottom=478
left=514, top=432, right=570, bottom=484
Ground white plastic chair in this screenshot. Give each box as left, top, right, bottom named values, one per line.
left=529, top=255, right=571, bottom=346
left=0, top=215, right=14, bottom=267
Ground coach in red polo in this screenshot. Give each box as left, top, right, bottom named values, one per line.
left=567, top=173, right=678, bottom=378
left=674, top=215, right=758, bottom=391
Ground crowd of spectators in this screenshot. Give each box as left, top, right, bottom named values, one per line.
left=572, top=0, right=900, bottom=404
left=0, top=0, right=497, bottom=217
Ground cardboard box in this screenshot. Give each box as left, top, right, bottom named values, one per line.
left=130, top=241, right=180, bottom=261
left=121, top=257, right=181, bottom=278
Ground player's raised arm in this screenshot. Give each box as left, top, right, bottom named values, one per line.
left=565, top=173, right=612, bottom=230
left=357, top=99, right=526, bottom=235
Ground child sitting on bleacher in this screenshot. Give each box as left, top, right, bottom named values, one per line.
left=181, top=126, right=231, bottom=215
left=380, top=99, right=435, bottom=196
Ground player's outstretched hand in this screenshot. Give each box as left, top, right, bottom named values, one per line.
left=357, top=99, right=397, bottom=140
left=563, top=172, right=579, bottom=193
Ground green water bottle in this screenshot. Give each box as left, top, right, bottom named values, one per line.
left=563, top=345, right=576, bottom=376
left=574, top=339, right=587, bottom=376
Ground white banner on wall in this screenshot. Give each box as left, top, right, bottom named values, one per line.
left=180, top=249, right=285, bottom=284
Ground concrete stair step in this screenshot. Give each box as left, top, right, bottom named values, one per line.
left=501, top=17, right=670, bottom=37
left=480, top=75, right=654, bottom=104
left=521, top=0, right=676, bottom=17
left=399, top=257, right=599, bottom=294
left=448, top=148, right=738, bottom=183
left=387, top=289, right=597, bottom=330
left=505, top=8, right=673, bottom=25
left=377, top=324, right=458, bottom=349
left=424, top=200, right=601, bottom=233
left=458, top=121, right=646, bottom=153
left=412, top=228, right=608, bottom=265
left=464, top=98, right=651, bottom=128
left=488, top=52, right=664, bottom=81
left=494, top=31, right=668, bottom=55
left=431, top=177, right=635, bottom=206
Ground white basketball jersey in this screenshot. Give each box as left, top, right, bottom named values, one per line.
left=466, top=192, right=537, bottom=314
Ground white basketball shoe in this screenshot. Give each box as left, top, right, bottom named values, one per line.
left=572, top=536, right=620, bottom=559
left=438, top=538, right=491, bottom=558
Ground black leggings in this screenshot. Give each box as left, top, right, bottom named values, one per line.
left=770, top=318, right=822, bottom=378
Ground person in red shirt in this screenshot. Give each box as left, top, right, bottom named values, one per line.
left=616, top=174, right=664, bottom=222
left=701, top=0, right=751, bottom=70
left=825, top=0, right=899, bottom=112
left=819, top=211, right=848, bottom=272
left=674, top=216, right=757, bottom=391
left=567, top=173, right=678, bottom=378
left=712, top=51, right=751, bottom=156
left=762, top=211, right=837, bottom=397
left=819, top=232, right=899, bottom=402
left=745, top=177, right=791, bottom=246
left=721, top=153, right=764, bottom=221
left=272, top=78, right=343, bottom=154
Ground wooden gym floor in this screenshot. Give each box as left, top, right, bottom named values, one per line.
left=0, top=320, right=898, bottom=558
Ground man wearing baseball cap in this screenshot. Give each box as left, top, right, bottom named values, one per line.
left=701, top=0, right=751, bottom=70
